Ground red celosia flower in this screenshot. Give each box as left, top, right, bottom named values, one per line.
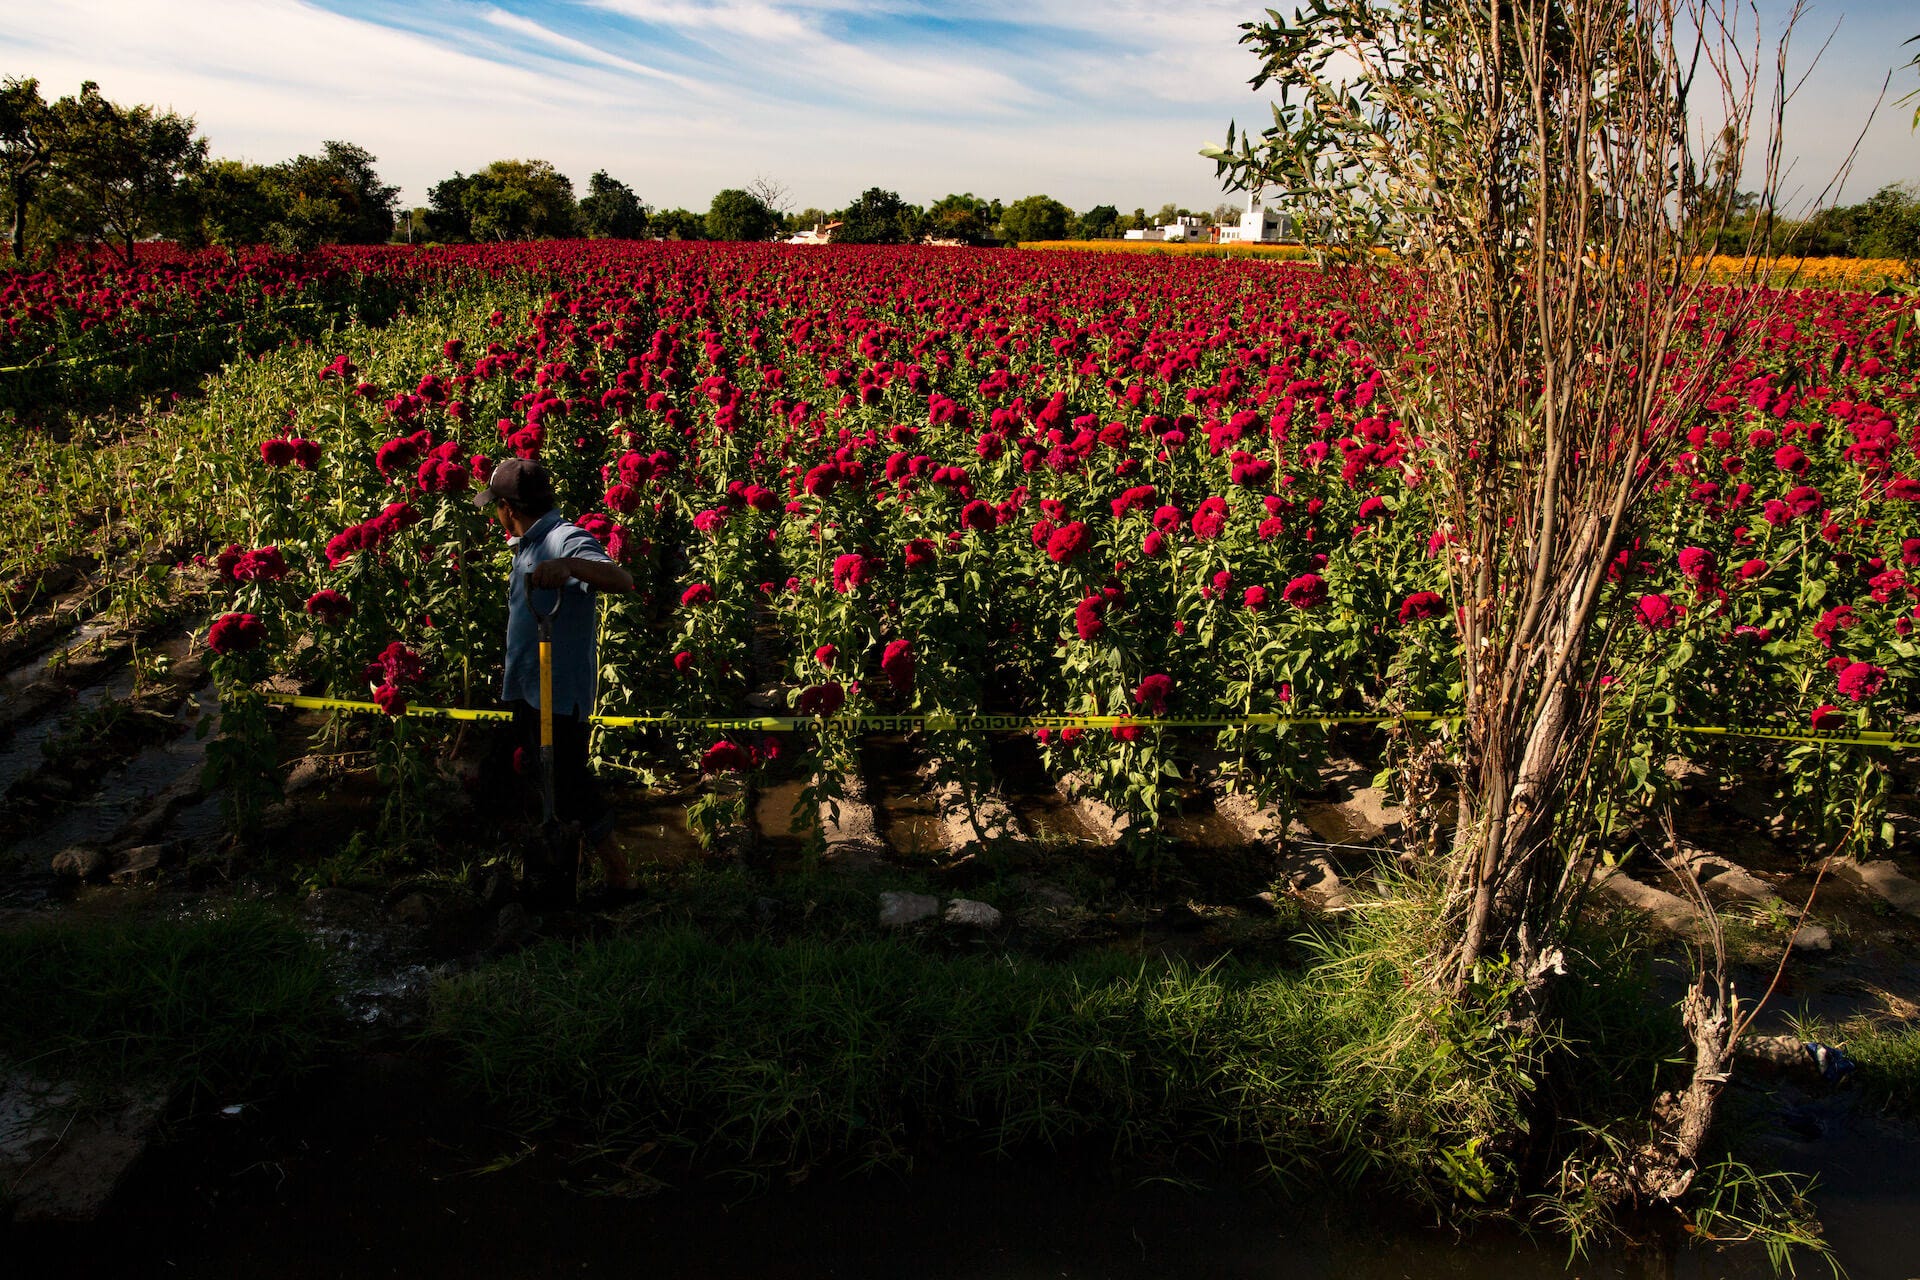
left=959, top=500, right=995, bottom=531
left=1190, top=497, right=1228, bottom=540
left=304, top=589, right=353, bottom=625
left=832, top=553, right=873, bottom=593
left=797, top=682, right=845, bottom=717
left=290, top=438, right=322, bottom=469
left=1676, top=547, right=1716, bottom=583
left=1635, top=593, right=1680, bottom=630
left=903, top=538, right=937, bottom=570
left=259, top=438, right=296, bottom=466
left=1813, top=605, right=1857, bottom=649
left=233, top=546, right=287, bottom=582
left=1134, top=672, right=1173, bottom=716
left=206, top=612, right=265, bottom=654
left=1045, top=521, right=1090, bottom=563
left=1736, top=559, right=1770, bottom=581
left=373, top=683, right=409, bottom=717
left=814, top=644, right=837, bottom=668
left=681, top=583, right=715, bottom=607
left=1837, top=661, right=1886, bottom=702
left=881, top=639, right=915, bottom=693
left=1810, top=704, right=1843, bottom=731
left=701, top=741, right=753, bottom=773
left=1242, top=585, right=1269, bottom=610
left=1282, top=573, right=1328, bottom=609
left=1397, top=591, right=1445, bottom=623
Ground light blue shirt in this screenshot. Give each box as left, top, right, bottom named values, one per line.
left=502, top=510, right=611, bottom=718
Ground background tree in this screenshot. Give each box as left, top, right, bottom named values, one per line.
left=45, top=82, right=205, bottom=263
left=997, top=194, right=1072, bottom=244
left=746, top=173, right=793, bottom=221
left=255, top=141, right=397, bottom=251
left=426, top=160, right=577, bottom=242
left=425, top=172, right=478, bottom=242
left=925, top=192, right=993, bottom=244
left=1794, top=183, right=1920, bottom=262
left=784, top=206, right=830, bottom=234
left=179, top=159, right=277, bottom=250
left=649, top=207, right=705, bottom=241
left=835, top=187, right=921, bottom=244
left=1, top=77, right=54, bottom=261
left=704, top=187, right=779, bottom=242
left=579, top=170, right=648, bottom=239
left=1075, top=204, right=1120, bottom=240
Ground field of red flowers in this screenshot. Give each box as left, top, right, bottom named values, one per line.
left=6, top=239, right=1917, bottom=857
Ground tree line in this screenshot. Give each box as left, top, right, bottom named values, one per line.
left=2, top=78, right=1265, bottom=260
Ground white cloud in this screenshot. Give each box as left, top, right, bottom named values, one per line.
left=480, top=6, right=706, bottom=90
left=0, top=0, right=1909, bottom=217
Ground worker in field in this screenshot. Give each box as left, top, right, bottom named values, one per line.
left=474, top=457, right=636, bottom=905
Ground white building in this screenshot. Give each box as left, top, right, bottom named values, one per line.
left=1215, top=189, right=1295, bottom=244
left=1125, top=215, right=1209, bottom=243
left=785, top=220, right=843, bottom=245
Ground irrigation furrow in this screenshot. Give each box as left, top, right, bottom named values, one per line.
left=4, top=680, right=219, bottom=869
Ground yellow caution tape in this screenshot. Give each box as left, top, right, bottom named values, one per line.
left=272, top=694, right=511, bottom=722
left=266, top=693, right=1455, bottom=733
left=1669, top=723, right=1920, bottom=748
left=263, top=694, right=1920, bottom=749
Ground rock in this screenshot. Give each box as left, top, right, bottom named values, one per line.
left=0, top=1072, right=170, bottom=1223
left=1288, top=856, right=1353, bottom=910
left=819, top=772, right=885, bottom=868
left=108, top=844, right=169, bottom=884
left=1015, top=879, right=1077, bottom=912
left=1673, top=848, right=1778, bottom=905
left=1833, top=857, right=1920, bottom=919
left=926, top=758, right=1024, bottom=854
left=284, top=755, right=326, bottom=795
left=49, top=845, right=105, bottom=880
left=1593, top=866, right=1704, bottom=938
left=1060, top=773, right=1129, bottom=843
left=944, top=898, right=1003, bottom=929
left=1299, top=802, right=1384, bottom=846
left=1791, top=923, right=1833, bottom=953
left=877, top=890, right=940, bottom=927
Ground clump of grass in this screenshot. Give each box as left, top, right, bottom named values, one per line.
left=0, top=904, right=336, bottom=1097
left=428, top=879, right=1684, bottom=1224
left=1831, top=1022, right=1920, bottom=1117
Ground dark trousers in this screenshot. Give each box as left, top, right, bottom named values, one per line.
left=506, top=700, right=604, bottom=829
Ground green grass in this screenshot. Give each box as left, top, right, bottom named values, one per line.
left=1837, top=1022, right=1920, bottom=1116
left=429, top=885, right=1686, bottom=1219
left=0, top=904, right=337, bottom=1096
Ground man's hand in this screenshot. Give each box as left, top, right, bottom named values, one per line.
left=528, top=557, right=635, bottom=593
left=528, top=558, right=576, bottom=589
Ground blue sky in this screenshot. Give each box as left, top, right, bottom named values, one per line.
left=5, top=0, right=1916, bottom=216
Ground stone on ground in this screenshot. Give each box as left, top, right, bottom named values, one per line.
left=877, top=890, right=940, bottom=927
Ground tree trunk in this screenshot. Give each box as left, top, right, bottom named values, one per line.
left=8, top=178, right=26, bottom=261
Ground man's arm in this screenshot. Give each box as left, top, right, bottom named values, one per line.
left=528, top=557, right=635, bottom=592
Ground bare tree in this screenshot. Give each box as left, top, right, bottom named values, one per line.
left=1206, top=0, right=1831, bottom=1202
left=746, top=173, right=793, bottom=218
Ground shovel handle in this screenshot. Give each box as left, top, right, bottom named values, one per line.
left=535, top=589, right=560, bottom=825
